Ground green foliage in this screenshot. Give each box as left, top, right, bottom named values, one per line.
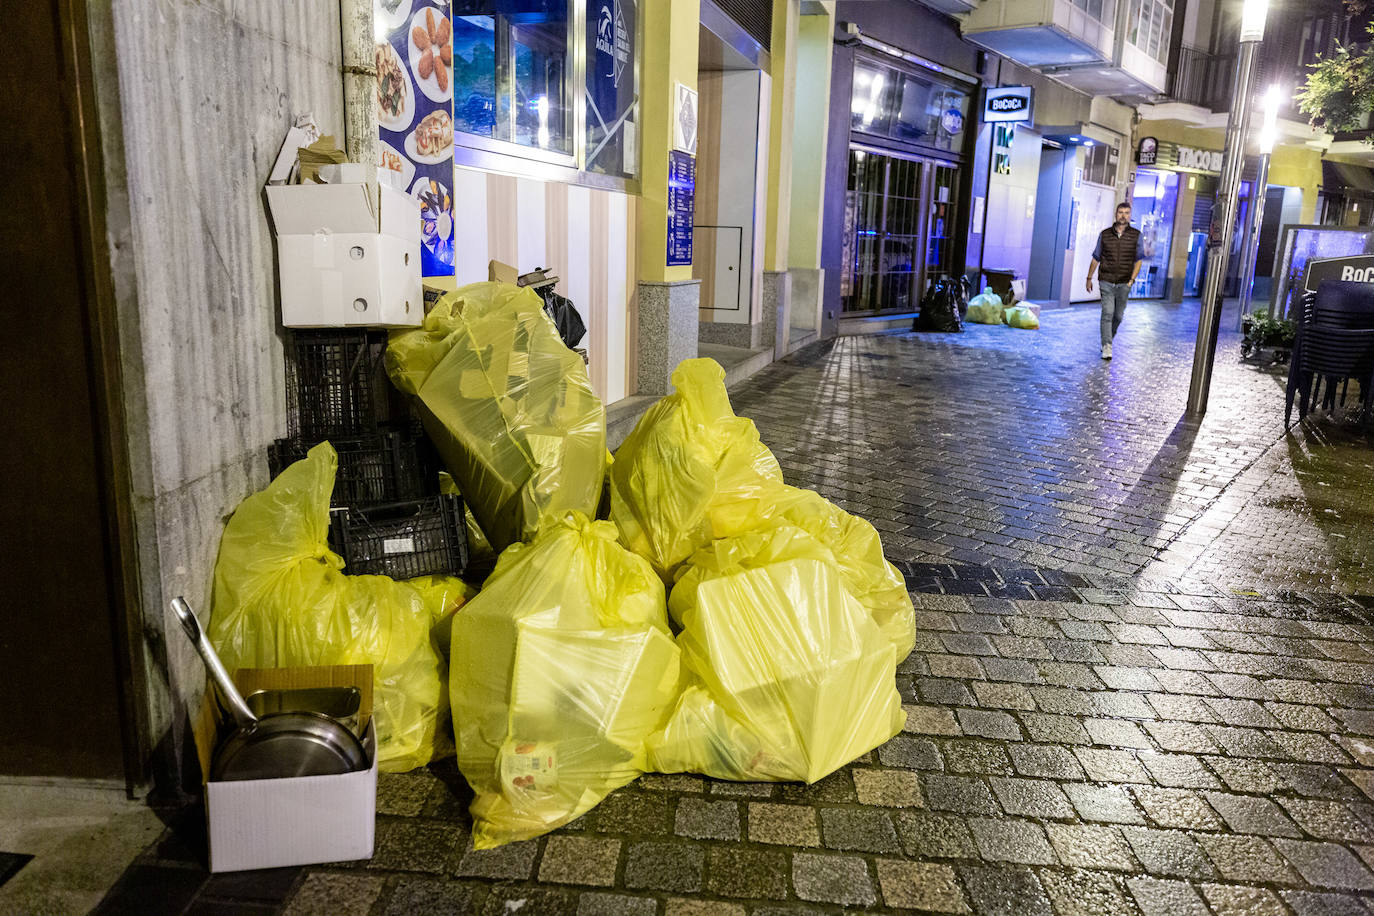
left=1241, top=310, right=1296, bottom=348
left=1297, top=25, right=1374, bottom=137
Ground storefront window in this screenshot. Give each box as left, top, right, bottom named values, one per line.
left=1129, top=168, right=1179, bottom=298
left=585, top=0, right=638, bottom=178
left=851, top=58, right=968, bottom=153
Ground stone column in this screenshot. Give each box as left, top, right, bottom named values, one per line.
left=762, top=270, right=792, bottom=359
left=637, top=279, right=700, bottom=394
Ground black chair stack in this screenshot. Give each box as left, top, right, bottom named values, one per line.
left=1284, top=280, right=1374, bottom=426
left=271, top=329, right=468, bottom=578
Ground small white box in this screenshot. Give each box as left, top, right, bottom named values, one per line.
left=266, top=182, right=422, bottom=328
left=199, top=665, right=378, bottom=873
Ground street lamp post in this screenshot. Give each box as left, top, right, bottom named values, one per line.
left=1235, top=85, right=1282, bottom=330
left=1186, top=0, right=1269, bottom=416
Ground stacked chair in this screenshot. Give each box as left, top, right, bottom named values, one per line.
left=270, top=329, right=468, bottom=579
left=1283, top=280, right=1374, bottom=427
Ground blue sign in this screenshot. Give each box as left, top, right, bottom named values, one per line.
left=667, top=150, right=695, bottom=266
left=586, top=0, right=637, bottom=174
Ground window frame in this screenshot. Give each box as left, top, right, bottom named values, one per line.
left=449, top=1, right=642, bottom=194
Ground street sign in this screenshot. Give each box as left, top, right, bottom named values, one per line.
left=984, top=86, right=1033, bottom=123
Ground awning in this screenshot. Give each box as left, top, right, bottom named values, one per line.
left=1322, top=160, right=1374, bottom=194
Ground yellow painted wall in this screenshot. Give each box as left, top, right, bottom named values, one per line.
left=787, top=6, right=835, bottom=270
left=637, top=0, right=700, bottom=283
left=764, top=0, right=800, bottom=271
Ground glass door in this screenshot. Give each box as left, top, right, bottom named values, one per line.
left=927, top=164, right=961, bottom=285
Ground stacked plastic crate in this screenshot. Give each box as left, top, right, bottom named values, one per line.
left=270, top=329, right=468, bottom=579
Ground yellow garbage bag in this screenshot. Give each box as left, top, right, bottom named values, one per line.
left=1005, top=305, right=1040, bottom=329
left=965, top=287, right=1005, bottom=325
left=451, top=512, right=681, bottom=848
left=647, top=525, right=904, bottom=783
left=209, top=443, right=469, bottom=772
left=609, top=358, right=784, bottom=580
left=610, top=358, right=914, bottom=662
left=387, top=282, right=606, bottom=552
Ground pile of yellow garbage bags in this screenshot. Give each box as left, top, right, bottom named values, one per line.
left=207, top=282, right=915, bottom=848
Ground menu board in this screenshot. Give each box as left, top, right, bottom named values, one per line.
left=667, top=150, right=695, bottom=267
left=375, top=0, right=456, bottom=279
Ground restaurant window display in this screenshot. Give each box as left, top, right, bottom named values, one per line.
left=1129, top=168, right=1178, bottom=298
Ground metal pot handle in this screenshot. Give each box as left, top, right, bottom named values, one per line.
left=171, top=596, right=257, bottom=729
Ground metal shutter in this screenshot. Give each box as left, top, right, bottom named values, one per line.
left=715, top=0, right=772, bottom=50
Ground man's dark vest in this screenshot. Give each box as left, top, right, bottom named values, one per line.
left=1097, top=226, right=1140, bottom=284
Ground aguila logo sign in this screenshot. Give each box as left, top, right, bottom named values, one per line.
left=596, top=1, right=631, bottom=88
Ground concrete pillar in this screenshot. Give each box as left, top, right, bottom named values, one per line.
left=762, top=270, right=792, bottom=358
left=1167, top=173, right=1197, bottom=303
left=783, top=5, right=833, bottom=343
left=637, top=280, right=702, bottom=395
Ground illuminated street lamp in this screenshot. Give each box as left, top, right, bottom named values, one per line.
left=1186, top=0, right=1269, bottom=416
left=1236, top=85, right=1282, bottom=328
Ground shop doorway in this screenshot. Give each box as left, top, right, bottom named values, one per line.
left=1028, top=144, right=1073, bottom=303
left=694, top=19, right=767, bottom=345
left=840, top=147, right=961, bottom=314
left=1129, top=168, right=1179, bottom=299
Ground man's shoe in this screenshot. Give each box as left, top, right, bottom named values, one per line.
left=1101, top=343, right=1112, bottom=360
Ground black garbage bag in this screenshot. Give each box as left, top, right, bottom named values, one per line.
left=913, top=278, right=964, bottom=333
left=535, top=287, right=588, bottom=349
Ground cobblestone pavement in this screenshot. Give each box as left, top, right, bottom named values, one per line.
left=99, top=301, right=1374, bottom=915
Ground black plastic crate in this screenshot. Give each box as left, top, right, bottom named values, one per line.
left=285, top=329, right=399, bottom=440
left=330, top=495, right=468, bottom=579
left=268, top=428, right=439, bottom=507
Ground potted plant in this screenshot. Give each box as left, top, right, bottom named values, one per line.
left=1240, top=310, right=1296, bottom=362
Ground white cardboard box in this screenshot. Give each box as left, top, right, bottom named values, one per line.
left=266, top=181, right=422, bottom=328
left=199, top=665, right=378, bottom=873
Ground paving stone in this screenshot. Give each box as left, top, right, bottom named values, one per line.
left=957, top=708, right=1023, bottom=740
left=1196, top=834, right=1300, bottom=884
left=1279, top=798, right=1374, bottom=844
left=988, top=777, right=1074, bottom=819
left=662, top=900, right=747, bottom=916
left=1144, top=721, right=1219, bottom=754
left=1045, top=823, right=1136, bottom=871
left=904, top=704, right=963, bottom=736
left=576, top=892, right=657, bottom=916
left=454, top=838, right=541, bottom=879
left=638, top=774, right=706, bottom=793
left=1120, top=826, right=1216, bottom=878
left=874, top=859, right=969, bottom=913
left=1063, top=783, right=1146, bottom=824
left=894, top=811, right=979, bottom=858
left=1130, top=786, right=1224, bottom=831
left=1197, top=884, right=1287, bottom=916
left=591, top=792, right=673, bottom=836
left=673, top=797, right=740, bottom=841
left=1085, top=719, right=1153, bottom=750
left=777, top=769, right=855, bottom=803
left=790, top=852, right=876, bottom=906
left=283, top=874, right=386, bottom=916
left=1009, top=743, right=1086, bottom=780
left=1039, top=867, right=1139, bottom=916
left=747, top=803, right=820, bottom=846
left=1074, top=748, right=1153, bottom=784
left=1270, top=839, right=1374, bottom=890
left=972, top=681, right=1037, bottom=710
left=818, top=806, right=901, bottom=853
left=376, top=772, right=442, bottom=817
left=968, top=816, right=1058, bottom=865
left=369, top=821, right=466, bottom=874
left=1020, top=713, right=1093, bottom=745
left=1125, top=876, right=1210, bottom=916
left=941, top=739, right=1014, bottom=775
left=923, top=774, right=1000, bottom=814
left=705, top=845, right=789, bottom=899
left=852, top=768, right=923, bottom=807
left=958, top=865, right=1054, bottom=916
left=538, top=837, right=621, bottom=887
left=1279, top=889, right=1374, bottom=916
left=1204, top=792, right=1303, bottom=837
left=1137, top=753, right=1219, bottom=789
left=876, top=735, right=944, bottom=770
left=381, top=877, right=481, bottom=916
left=623, top=841, right=704, bottom=892
left=1207, top=758, right=1285, bottom=795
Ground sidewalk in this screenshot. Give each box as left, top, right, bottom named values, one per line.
left=55, top=298, right=1374, bottom=914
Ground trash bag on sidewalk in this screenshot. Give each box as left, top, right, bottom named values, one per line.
left=965, top=287, right=1006, bottom=325
left=535, top=286, right=587, bottom=349
left=450, top=512, right=681, bottom=848
left=209, top=443, right=469, bottom=772
left=609, top=358, right=915, bottom=661
left=913, top=278, right=964, bottom=332
left=1005, top=305, right=1040, bottom=329
left=386, top=282, right=607, bottom=553
left=647, top=526, right=904, bottom=783
left=609, top=358, right=784, bottom=580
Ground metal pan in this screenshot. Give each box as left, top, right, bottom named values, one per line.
left=171, top=597, right=370, bottom=782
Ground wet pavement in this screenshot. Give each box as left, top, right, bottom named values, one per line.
left=96, top=300, right=1374, bottom=915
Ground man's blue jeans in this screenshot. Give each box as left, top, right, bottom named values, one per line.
left=1099, top=281, right=1129, bottom=346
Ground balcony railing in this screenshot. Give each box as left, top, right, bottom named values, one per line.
left=1168, top=46, right=1234, bottom=110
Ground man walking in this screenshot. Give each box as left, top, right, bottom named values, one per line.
left=1086, top=202, right=1142, bottom=360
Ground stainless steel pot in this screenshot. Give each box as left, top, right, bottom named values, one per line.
left=171, top=597, right=370, bottom=782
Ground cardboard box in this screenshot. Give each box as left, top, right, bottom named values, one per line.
left=197, top=664, right=378, bottom=873
left=266, top=182, right=422, bottom=328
